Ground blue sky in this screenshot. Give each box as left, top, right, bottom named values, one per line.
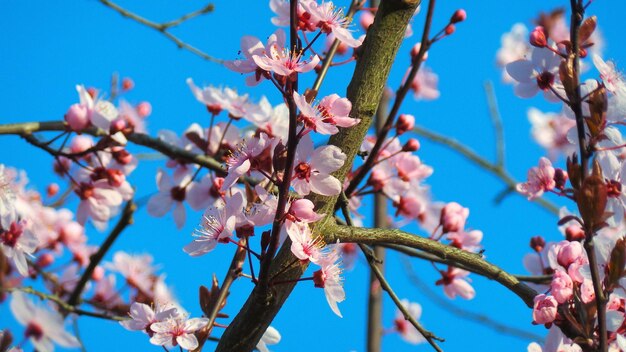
left=2, top=0, right=626, bottom=351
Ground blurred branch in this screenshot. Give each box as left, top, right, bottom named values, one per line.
left=325, top=224, right=538, bottom=307
left=339, top=196, right=444, bottom=352
left=67, top=200, right=136, bottom=306
left=97, top=0, right=222, bottom=63
left=400, top=258, right=544, bottom=342
left=484, top=80, right=505, bottom=168
left=411, top=125, right=559, bottom=215
left=2, top=286, right=125, bottom=321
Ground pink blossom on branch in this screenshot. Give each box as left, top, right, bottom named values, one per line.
left=393, top=299, right=426, bottom=345
left=294, top=92, right=360, bottom=135
left=517, top=157, right=556, bottom=200
left=291, top=135, right=346, bottom=196
left=301, top=1, right=363, bottom=48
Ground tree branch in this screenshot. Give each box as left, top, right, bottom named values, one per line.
left=215, top=1, right=422, bottom=350
left=0, top=121, right=227, bottom=176
left=67, top=200, right=136, bottom=306
left=325, top=224, right=538, bottom=307
left=411, top=124, right=560, bottom=215
left=97, top=0, right=222, bottom=63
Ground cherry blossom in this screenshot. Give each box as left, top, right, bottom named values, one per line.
left=313, top=247, right=345, bottom=317
left=439, top=202, right=469, bottom=233
left=224, top=35, right=267, bottom=86
left=393, top=299, right=425, bottom=345
left=532, top=294, right=558, bottom=325
left=147, top=169, right=192, bottom=229
left=294, top=92, right=359, bottom=135
left=0, top=164, right=16, bottom=222
left=435, top=267, right=475, bottom=299
left=256, top=326, right=281, bottom=352
left=592, top=54, right=625, bottom=93
left=291, top=135, right=346, bottom=196
left=120, top=302, right=178, bottom=336
left=527, top=108, right=576, bottom=160
left=269, top=0, right=290, bottom=26
left=550, top=269, right=573, bottom=303
left=0, top=218, right=38, bottom=276
left=506, top=47, right=562, bottom=101
left=105, top=252, right=156, bottom=294
left=517, top=157, right=556, bottom=200
left=75, top=179, right=124, bottom=230
left=184, top=192, right=244, bottom=256
left=149, top=314, right=209, bottom=350
left=73, top=85, right=127, bottom=144
left=252, top=32, right=320, bottom=80
left=10, top=291, right=80, bottom=352
left=301, top=1, right=362, bottom=48
left=527, top=327, right=581, bottom=352
left=408, top=65, right=440, bottom=100
left=286, top=222, right=323, bottom=263
left=222, top=133, right=271, bottom=190
left=496, top=23, right=530, bottom=82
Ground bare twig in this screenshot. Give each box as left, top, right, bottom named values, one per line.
left=339, top=195, right=444, bottom=351
left=67, top=200, right=136, bottom=306
left=400, top=258, right=544, bottom=342
left=411, top=125, right=560, bottom=215
left=97, top=0, right=222, bottom=63
left=484, top=80, right=505, bottom=168
left=3, top=286, right=125, bottom=321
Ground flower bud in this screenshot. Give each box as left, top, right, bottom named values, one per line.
left=121, top=77, right=134, bottom=91
left=550, top=270, right=573, bottom=304
left=367, top=169, right=387, bottom=191
left=92, top=266, right=104, bottom=281
left=402, top=138, right=420, bottom=152
left=554, top=168, right=568, bottom=190
left=565, top=225, right=585, bottom=241
left=396, top=114, right=415, bottom=135
left=557, top=241, right=584, bottom=268
left=445, top=24, right=455, bottom=36
left=36, top=253, right=55, bottom=268
left=450, top=9, right=466, bottom=24
left=529, top=26, right=547, bottom=47
left=440, top=202, right=469, bottom=233
left=110, top=118, right=127, bottom=133
left=532, top=294, right=557, bottom=325
left=530, top=236, right=545, bottom=252
left=70, top=135, right=94, bottom=154
left=46, top=183, right=60, bottom=198
left=65, top=104, right=90, bottom=131
left=136, top=102, right=152, bottom=118
left=410, top=43, right=429, bottom=60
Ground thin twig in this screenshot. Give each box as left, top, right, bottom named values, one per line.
left=338, top=195, right=444, bottom=351
left=67, top=201, right=136, bottom=306
left=343, top=0, right=437, bottom=198
left=3, top=286, right=125, bottom=321
left=97, top=0, right=222, bottom=63
left=411, top=125, right=559, bottom=215
left=400, top=257, right=544, bottom=342
left=484, top=80, right=505, bottom=168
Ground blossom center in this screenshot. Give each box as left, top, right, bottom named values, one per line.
left=294, top=162, right=312, bottom=181
left=606, top=179, right=622, bottom=198
left=536, top=71, right=554, bottom=90
left=170, top=186, right=187, bottom=202
left=25, top=322, right=44, bottom=340
left=0, top=221, right=22, bottom=247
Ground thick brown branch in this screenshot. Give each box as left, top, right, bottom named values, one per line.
left=215, top=1, right=421, bottom=350
left=325, top=224, right=538, bottom=307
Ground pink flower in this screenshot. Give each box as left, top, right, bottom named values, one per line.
left=446, top=229, right=483, bottom=253
left=184, top=193, right=244, bottom=256
left=222, top=133, right=271, bottom=190
left=313, top=247, right=345, bottom=317
left=532, top=294, right=558, bottom=325
left=301, top=1, right=362, bottom=48
left=147, top=169, right=192, bottom=229
left=580, top=279, right=595, bottom=304
left=74, top=85, right=125, bottom=143
left=252, top=34, right=320, bottom=80
left=550, top=269, right=573, bottom=303
left=527, top=108, right=577, bottom=160
left=105, top=252, right=155, bottom=294
left=75, top=179, right=124, bottom=230
left=64, top=103, right=90, bottom=131
left=269, top=0, right=290, bottom=26
left=505, top=47, right=562, bottom=101
left=120, top=302, right=178, bottom=336
left=0, top=219, right=38, bottom=276
left=291, top=135, right=346, bottom=196
left=517, top=157, right=556, bottom=200
left=436, top=267, right=475, bottom=299
left=286, top=198, right=324, bottom=224
left=439, top=202, right=469, bottom=233
left=149, top=315, right=209, bottom=350
left=527, top=327, right=582, bottom=352
left=286, top=222, right=323, bottom=263
left=555, top=240, right=584, bottom=268
left=224, top=35, right=267, bottom=86
left=496, top=24, right=530, bottom=76
left=393, top=299, right=425, bottom=345
left=408, top=65, right=440, bottom=100
left=294, top=92, right=359, bottom=135
left=10, top=291, right=80, bottom=352
left=186, top=175, right=224, bottom=211
left=592, top=54, right=624, bottom=93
